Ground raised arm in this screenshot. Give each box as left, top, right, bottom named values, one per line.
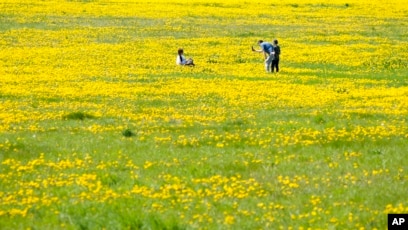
left=252, top=46, right=263, bottom=53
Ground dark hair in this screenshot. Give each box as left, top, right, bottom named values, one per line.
left=258, top=40, right=263, bottom=44
left=178, top=48, right=184, bottom=55
left=273, top=39, right=278, bottom=44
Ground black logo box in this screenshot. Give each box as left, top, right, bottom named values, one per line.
left=388, top=214, right=408, bottom=230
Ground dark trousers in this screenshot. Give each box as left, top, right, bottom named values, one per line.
left=272, top=59, right=279, bottom=72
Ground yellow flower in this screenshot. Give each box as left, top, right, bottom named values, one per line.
left=224, top=215, right=235, bottom=225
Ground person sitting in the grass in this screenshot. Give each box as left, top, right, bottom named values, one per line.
left=176, top=48, right=195, bottom=66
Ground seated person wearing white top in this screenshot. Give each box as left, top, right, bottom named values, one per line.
left=176, top=48, right=195, bottom=66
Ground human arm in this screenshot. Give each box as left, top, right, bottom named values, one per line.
left=252, top=46, right=263, bottom=53
left=252, top=46, right=268, bottom=59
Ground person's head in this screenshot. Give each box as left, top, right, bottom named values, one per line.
left=257, top=40, right=263, bottom=45
left=178, top=48, right=184, bottom=55
left=273, top=39, right=278, bottom=45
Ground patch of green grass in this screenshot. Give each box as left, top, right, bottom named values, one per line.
left=62, top=112, right=96, bottom=120
left=121, top=129, right=134, bottom=137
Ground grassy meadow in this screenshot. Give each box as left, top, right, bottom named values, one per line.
left=1, top=0, right=408, bottom=229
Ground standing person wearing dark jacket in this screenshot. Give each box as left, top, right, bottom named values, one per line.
left=272, top=39, right=281, bottom=72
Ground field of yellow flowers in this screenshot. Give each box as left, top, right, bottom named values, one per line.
left=1, top=0, right=408, bottom=229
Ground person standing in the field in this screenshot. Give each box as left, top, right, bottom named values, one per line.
left=271, top=39, right=280, bottom=72
left=252, top=40, right=274, bottom=72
